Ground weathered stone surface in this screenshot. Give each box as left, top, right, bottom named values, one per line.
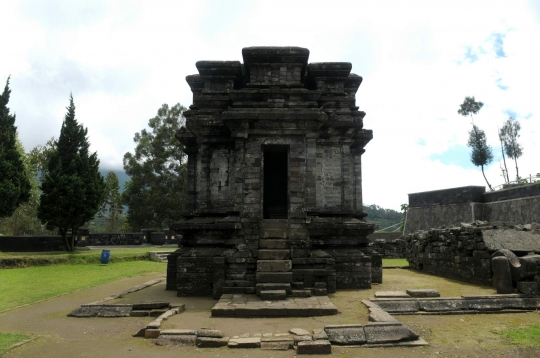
left=363, top=322, right=419, bottom=343
left=297, top=340, right=332, bottom=354
left=258, top=249, right=290, bottom=260
left=132, top=328, right=146, bottom=337
left=484, top=230, right=540, bottom=252
left=69, top=305, right=132, bottom=317
left=132, top=302, right=170, bottom=310
left=313, top=328, right=328, bottom=340
left=492, top=256, right=514, bottom=294
left=156, top=334, right=196, bottom=346
left=517, top=281, right=539, bottom=295
left=257, top=260, right=292, bottom=272
left=324, top=324, right=366, bottom=345
left=294, top=335, right=313, bottom=344
left=375, top=291, right=410, bottom=298
left=130, top=310, right=150, bottom=317
left=417, top=298, right=469, bottom=311
left=406, top=289, right=440, bottom=298
left=256, top=272, right=293, bottom=283
left=260, top=290, right=286, bottom=300
left=256, top=283, right=291, bottom=295
left=290, top=328, right=310, bottom=336
left=160, top=329, right=197, bottom=335
left=371, top=299, right=420, bottom=313
left=368, top=307, right=399, bottom=322
left=145, top=329, right=160, bottom=338
left=197, top=329, right=223, bottom=338
left=196, top=336, right=229, bottom=348
left=228, top=337, right=261, bottom=348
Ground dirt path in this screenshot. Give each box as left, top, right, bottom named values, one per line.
left=1, top=269, right=540, bottom=357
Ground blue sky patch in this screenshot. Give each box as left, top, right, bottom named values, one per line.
left=429, top=144, right=501, bottom=170
left=417, top=138, right=426, bottom=146
left=496, top=78, right=508, bottom=90
left=463, top=47, right=479, bottom=63
left=503, top=109, right=517, bottom=118
left=491, top=33, right=507, bottom=58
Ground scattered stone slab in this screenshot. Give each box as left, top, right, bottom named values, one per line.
left=196, top=336, right=229, bottom=348
left=370, top=299, right=419, bottom=313
left=406, top=289, right=440, bottom=298
left=132, top=328, right=146, bottom=337
left=130, top=310, right=150, bottom=317
left=197, top=329, right=223, bottom=338
left=368, top=307, right=399, bottom=322
left=324, top=324, right=366, bottom=345
left=145, top=329, right=160, bottom=338
left=160, top=329, right=197, bottom=335
left=363, top=322, right=418, bottom=344
left=375, top=291, right=410, bottom=298
left=228, top=337, right=261, bottom=348
left=313, top=328, right=328, bottom=340
left=69, top=305, right=132, bottom=317
left=150, top=309, right=168, bottom=317
left=260, top=290, right=286, bottom=300
left=517, top=281, right=539, bottom=295
left=156, top=334, right=196, bottom=346
left=261, top=337, right=294, bottom=350
left=290, top=328, right=311, bottom=336
left=294, top=335, right=313, bottom=344
left=418, top=298, right=469, bottom=312
left=297, top=340, right=332, bottom=355
left=363, top=337, right=429, bottom=348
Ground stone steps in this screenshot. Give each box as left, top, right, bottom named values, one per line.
left=149, top=251, right=173, bottom=263
left=256, top=283, right=292, bottom=295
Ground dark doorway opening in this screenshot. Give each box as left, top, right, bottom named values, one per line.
left=263, top=145, right=288, bottom=219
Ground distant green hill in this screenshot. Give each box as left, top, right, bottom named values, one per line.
left=363, top=204, right=403, bottom=232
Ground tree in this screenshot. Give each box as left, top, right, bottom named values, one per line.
left=500, top=117, right=523, bottom=181
left=0, top=76, right=31, bottom=218
left=458, top=96, right=484, bottom=124
left=467, top=124, right=494, bottom=190
left=399, top=203, right=408, bottom=232
left=99, top=171, right=124, bottom=232
left=497, top=126, right=510, bottom=184
left=38, top=95, right=106, bottom=251
left=122, top=103, right=188, bottom=231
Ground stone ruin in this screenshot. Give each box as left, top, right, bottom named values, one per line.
left=166, top=47, right=379, bottom=301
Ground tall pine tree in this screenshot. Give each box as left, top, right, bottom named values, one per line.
left=38, top=94, right=106, bottom=251
left=0, top=76, right=31, bottom=218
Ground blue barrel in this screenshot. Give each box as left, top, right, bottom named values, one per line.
left=100, top=250, right=111, bottom=264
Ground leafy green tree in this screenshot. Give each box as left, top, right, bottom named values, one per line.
left=467, top=124, right=493, bottom=190
left=458, top=96, right=484, bottom=124
left=399, top=203, right=408, bottom=232
left=122, top=103, right=187, bottom=231
left=497, top=126, right=510, bottom=184
left=38, top=95, right=106, bottom=251
left=99, top=171, right=124, bottom=232
left=500, top=117, right=523, bottom=181
left=0, top=76, right=31, bottom=218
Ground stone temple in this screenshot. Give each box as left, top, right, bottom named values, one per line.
left=167, top=47, right=379, bottom=300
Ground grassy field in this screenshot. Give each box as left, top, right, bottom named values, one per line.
left=382, top=258, right=409, bottom=267
left=499, top=325, right=540, bottom=347
left=0, top=247, right=176, bottom=268
left=0, top=333, right=30, bottom=355
left=0, top=261, right=165, bottom=312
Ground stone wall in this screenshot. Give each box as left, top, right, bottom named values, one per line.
left=0, top=236, right=65, bottom=252
left=405, top=222, right=540, bottom=286
left=369, top=232, right=406, bottom=258
left=405, top=183, right=540, bottom=234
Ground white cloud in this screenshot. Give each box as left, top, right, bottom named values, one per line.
left=1, top=0, right=538, bottom=211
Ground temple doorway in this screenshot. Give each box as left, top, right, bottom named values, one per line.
left=263, top=145, right=288, bottom=219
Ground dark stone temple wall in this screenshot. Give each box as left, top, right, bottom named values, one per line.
left=167, top=47, right=378, bottom=298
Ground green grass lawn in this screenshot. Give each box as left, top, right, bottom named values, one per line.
left=0, top=333, right=30, bottom=355
left=499, top=325, right=540, bottom=347
left=382, top=258, right=409, bottom=267
left=0, top=261, right=165, bottom=312
left=0, top=247, right=176, bottom=268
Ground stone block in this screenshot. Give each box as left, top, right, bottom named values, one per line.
left=368, top=308, right=399, bottom=322
left=290, top=328, right=311, bottom=336
left=257, top=260, right=292, bottom=272
left=259, top=307, right=287, bottom=316
left=418, top=298, right=469, bottom=312
left=363, top=322, right=418, bottom=343
left=324, top=324, right=366, bottom=345
left=156, top=334, right=197, bottom=346
left=286, top=307, right=310, bottom=316
left=160, top=329, right=197, bottom=335
left=517, top=281, right=539, bottom=295
left=132, top=302, right=170, bottom=310
left=228, top=337, right=261, bottom=348
left=211, top=305, right=234, bottom=316
left=260, top=290, right=287, bottom=300
left=258, top=249, right=290, bottom=260
left=406, top=289, right=440, bottom=298
left=313, top=328, right=328, bottom=340
left=297, top=340, right=332, bottom=354
left=256, top=272, right=293, bottom=283
left=235, top=306, right=260, bottom=317
left=371, top=299, right=419, bottom=313
left=492, top=257, right=514, bottom=294
left=144, top=329, right=160, bottom=339
left=292, top=290, right=311, bottom=297
left=196, top=336, right=229, bottom=348
left=294, top=335, right=313, bottom=344
left=150, top=308, right=168, bottom=317
left=256, top=283, right=291, bottom=295
left=130, top=310, right=150, bottom=317
left=259, top=240, right=289, bottom=249
left=197, top=329, right=223, bottom=338
left=375, top=291, right=410, bottom=298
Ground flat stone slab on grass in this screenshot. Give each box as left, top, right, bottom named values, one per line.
left=369, top=299, right=420, bottom=313
left=132, top=302, right=170, bottom=310
left=418, top=298, right=469, bottom=312
left=156, top=334, right=196, bottom=346
left=313, top=328, right=328, bottom=340
left=324, top=324, right=366, bottom=345
left=228, top=337, right=261, bottom=348
left=160, top=329, right=197, bottom=335
left=261, top=337, right=294, bottom=350
left=406, top=289, right=440, bottom=298
left=212, top=294, right=338, bottom=317
left=290, top=328, right=311, bottom=336
left=375, top=291, right=410, bottom=298
left=297, top=340, right=332, bottom=354
left=69, top=305, right=132, bottom=317
left=363, top=322, right=419, bottom=344
left=196, top=337, right=229, bottom=348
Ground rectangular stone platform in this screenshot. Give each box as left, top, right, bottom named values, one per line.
left=211, top=294, right=338, bottom=317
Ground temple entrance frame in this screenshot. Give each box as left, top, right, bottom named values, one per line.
left=263, top=145, right=289, bottom=219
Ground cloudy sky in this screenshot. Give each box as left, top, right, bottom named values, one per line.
left=1, top=0, right=539, bottom=211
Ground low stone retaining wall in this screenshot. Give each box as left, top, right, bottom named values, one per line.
left=0, top=236, right=65, bottom=252
left=370, top=233, right=406, bottom=259
left=405, top=222, right=540, bottom=286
